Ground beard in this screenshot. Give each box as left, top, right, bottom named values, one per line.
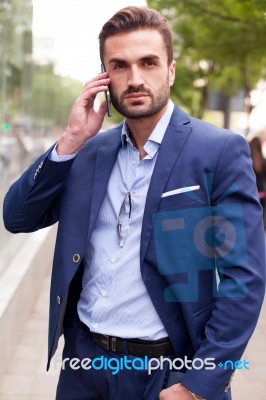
left=109, top=77, right=170, bottom=119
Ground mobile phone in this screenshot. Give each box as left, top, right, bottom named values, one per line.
left=101, top=63, right=112, bottom=117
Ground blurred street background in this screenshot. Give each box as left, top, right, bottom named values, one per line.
left=0, top=0, right=266, bottom=398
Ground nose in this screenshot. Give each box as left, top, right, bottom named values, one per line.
left=127, top=65, right=144, bottom=87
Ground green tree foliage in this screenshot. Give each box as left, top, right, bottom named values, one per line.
left=148, top=0, right=266, bottom=119
left=32, top=64, right=82, bottom=129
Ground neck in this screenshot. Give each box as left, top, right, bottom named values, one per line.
left=125, top=104, right=168, bottom=159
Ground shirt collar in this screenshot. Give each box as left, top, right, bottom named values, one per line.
left=121, top=100, right=174, bottom=148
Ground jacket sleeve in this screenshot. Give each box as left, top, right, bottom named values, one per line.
left=182, top=133, right=266, bottom=399
left=3, top=146, right=75, bottom=233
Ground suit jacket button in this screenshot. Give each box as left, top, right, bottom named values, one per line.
left=73, top=254, right=81, bottom=263
left=57, top=296, right=61, bottom=305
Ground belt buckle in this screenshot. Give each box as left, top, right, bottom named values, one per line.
left=110, top=337, right=117, bottom=352
left=94, top=333, right=110, bottom=351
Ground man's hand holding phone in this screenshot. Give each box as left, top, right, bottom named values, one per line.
left=56, top=71, right=111, bottom=156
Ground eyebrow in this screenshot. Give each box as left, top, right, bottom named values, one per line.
left=108, top=55, right=161, bottom=65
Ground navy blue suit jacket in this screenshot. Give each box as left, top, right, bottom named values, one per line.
left=3, top=106, right=265, bottom=399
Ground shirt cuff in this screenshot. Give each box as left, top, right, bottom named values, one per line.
left=49, top=144, right=76, bottom=162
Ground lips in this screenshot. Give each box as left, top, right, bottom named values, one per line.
left=124, top=93, right=149, bottom=99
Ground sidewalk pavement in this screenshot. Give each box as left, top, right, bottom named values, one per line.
left=0, top=272, right=61, bottom=400
left=0, top=268, right=265, bottom=399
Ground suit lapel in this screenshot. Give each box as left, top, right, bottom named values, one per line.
left=88, top=127, right=122, bottom=238
left=140, top=106, right=192, bottom=264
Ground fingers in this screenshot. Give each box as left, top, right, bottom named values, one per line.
left=83, top=72, right=110, bottom=89
left=77, top=73, right=110, bottom=105
left=159, top=384, right=195, bottom=400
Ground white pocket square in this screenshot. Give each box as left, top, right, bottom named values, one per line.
left=161, top=185, right=200, bottom=198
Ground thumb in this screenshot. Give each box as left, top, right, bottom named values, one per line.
left=98, top=100, right=108, bottom=119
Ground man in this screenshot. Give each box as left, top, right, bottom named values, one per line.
left=3, top=6, right=265, bottom=400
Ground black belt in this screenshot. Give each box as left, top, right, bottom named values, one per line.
left=82, top=323, right=174, bottom=357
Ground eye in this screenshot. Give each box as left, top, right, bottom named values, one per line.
left=143, top=59, right=156, bottom=67
left=113, top=63, right=127, bottom=70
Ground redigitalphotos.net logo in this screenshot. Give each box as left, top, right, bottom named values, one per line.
left=53, top=355, right=250, bottom=375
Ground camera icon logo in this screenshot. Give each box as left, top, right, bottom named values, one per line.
left=153, top=202, right=248, bottom=302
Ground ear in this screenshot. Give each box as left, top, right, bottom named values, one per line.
left=169, top=60, right=176, bottom=87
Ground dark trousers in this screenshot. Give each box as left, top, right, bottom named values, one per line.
left=55, top=318, right=172, bottom=400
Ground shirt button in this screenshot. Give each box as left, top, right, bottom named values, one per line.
left=101, top=289, right=107, bottom=297
left=73, top=254, right=81, bottom=263
left=92, top=323, right=98, bottom=329
left=110, top=257, right=117, bottom=263
left=131, top=160, right=137, bottom=165
left=57, top=296, right=61, bottom=305
left=124, top=224, right=130, bottom=230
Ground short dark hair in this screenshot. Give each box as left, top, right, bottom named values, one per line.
left=99, top=6, right=173, bottom=65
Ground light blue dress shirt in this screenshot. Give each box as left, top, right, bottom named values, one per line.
left=51, top=101, right=174, bottom=340
left=78, top=101, right=174, bottom=340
